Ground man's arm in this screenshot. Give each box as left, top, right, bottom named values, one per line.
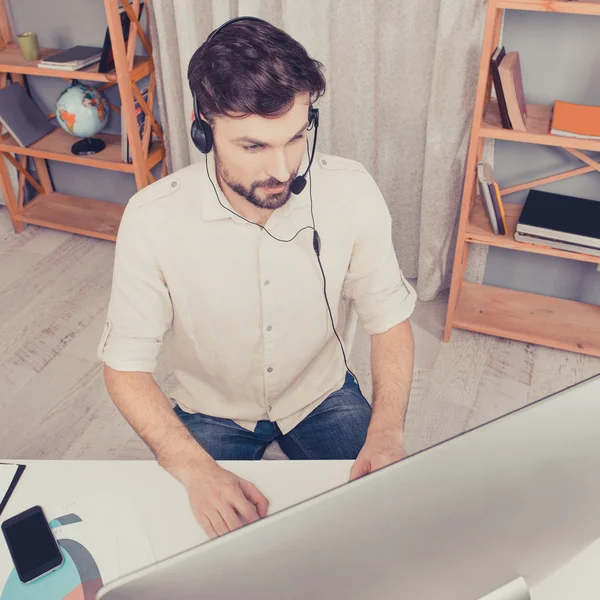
left=103, top=365, right=212, bottom=482
left=349, top=319, right=414, bottom=481
left=99, top=196, right=269, bottom=539
left=103, top=366, right=269, bottom=539
left=368, top=318, right=414, bottom=439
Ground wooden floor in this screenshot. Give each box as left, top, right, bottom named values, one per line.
left=1, top=206, right=599, bottom=460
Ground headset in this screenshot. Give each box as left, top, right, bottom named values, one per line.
left=190, top=16, right=362, bottom=398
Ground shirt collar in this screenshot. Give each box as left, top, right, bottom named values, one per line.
left=198, top=149, right=311, bottom=222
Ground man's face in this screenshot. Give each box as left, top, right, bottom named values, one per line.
left=211, top=93, right=310, bottom=211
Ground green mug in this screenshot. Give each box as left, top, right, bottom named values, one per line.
left=17, top=32, right=40, bottom=62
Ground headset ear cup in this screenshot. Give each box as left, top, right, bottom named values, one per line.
left=190, top=119, right=213, bottom=154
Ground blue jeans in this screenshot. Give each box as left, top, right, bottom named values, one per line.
left=173, top=372, right=371, bottom=460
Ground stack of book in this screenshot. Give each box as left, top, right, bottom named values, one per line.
left=490, top=46, right=528, bottom=131
left=515, top=190, right=600, bottom=258
left=477, top=161, right=507, bottom=235
left=38, top=46, right=102, bottom=71
left=551, top=101, right=600, bottom=141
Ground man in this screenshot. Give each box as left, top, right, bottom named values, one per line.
left=99, top=17, right=417, bottom=540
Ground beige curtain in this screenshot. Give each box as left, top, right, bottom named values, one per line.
left=149, top=0, right=490, bottom=300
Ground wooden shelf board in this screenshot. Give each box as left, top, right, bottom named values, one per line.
left=480, top=99, right=600, bottom=152
left=453, top=281, right=600, bottom=357
left=467, top=198, right=600, bottom=265
left=0, top=127, right=164, bottom=173
left=16, top=192, right=124, bottom=241
left=494, top=0, right=600, bottom=16
left=0, top=43, right=149, bottom=82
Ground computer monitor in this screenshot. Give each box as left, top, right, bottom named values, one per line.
left=97, top=373, right=600, bottom=600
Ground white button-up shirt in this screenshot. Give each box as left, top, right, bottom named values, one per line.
left=98, top=150, right=417, bottom=434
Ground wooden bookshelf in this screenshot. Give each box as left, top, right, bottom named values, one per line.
left=0, top=126, right=165, bottom=173
left=467, top=199, right=600, bottom=265
left=495, top=0, right=600, bottom=16
left=0, top=0, right=168, bottom=242
left=444, top=0, right=600, bottom=358
left=16, top=192, right=125, bottom=241
left=0, top=43, right=151, bottom=83
left=481, top=99, right=600, bottom=153
left=454, top=282, right=600, bottom=358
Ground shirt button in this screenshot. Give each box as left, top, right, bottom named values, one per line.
left=268, top=405, right=273, bottom=412
left=266, top=325, right=272, bottom=332
left=264, top=280, right=270, bottom=286
left=267, top=367, right=273, bottom=373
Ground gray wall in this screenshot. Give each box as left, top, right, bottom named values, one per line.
left=484, top=10, right=600, bottom=306
left=7, top=0, right=160, bottom=206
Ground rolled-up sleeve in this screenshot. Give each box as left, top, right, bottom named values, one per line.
left=343, top=170, right=417, bottom=335
left=97, top=201, right=173, bottom=372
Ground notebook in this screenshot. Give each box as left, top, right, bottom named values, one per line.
left=39, top=45, right=102, bottom=68
left=515, top=232, right=600, bottom=258
left=0, top=463, right=26, bottom=516
left=0, top=82, right=54, bottom=147
left=517, top=190, right=600, bottom=249
left=551, top=101, right=600, bottom=140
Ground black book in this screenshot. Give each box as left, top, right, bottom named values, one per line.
left=517, top=189, right=600, bottom=246
left=491, top=46, right=512, bottom=130
left=0, top=83, right=54, bottom=147
left=98, top=2, right=145, bottom=73
left=40, top=45, right=102, bottom=65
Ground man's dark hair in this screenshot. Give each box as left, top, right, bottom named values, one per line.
left=187, top=19, right=326, bottom=123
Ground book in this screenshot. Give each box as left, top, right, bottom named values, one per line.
left=551, top=101, right=600, bottom=140
left=477, top=162, right=499, bottom=235
left=122, top=87, right=152, bottom=163
left=38, top=45, right=102, bottom=70
left=489, top=179, right=508, bottom=235
left=477, top=162, right=508, bottom=235
left=490, top=46, right=512, bottom=129
left=515, top=231, right=600, bottom=258
left=498, top=51, right=527, bottom=132
left=0, top=463, right=26, bottom=516
left=99, top=2, right=145, bottom=74
left=0, top=82, right=54, bottom=147
left=516, top=189, right=600, bottom=250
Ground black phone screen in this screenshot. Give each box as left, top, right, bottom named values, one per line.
left=2, top=507, right=62, bottom=582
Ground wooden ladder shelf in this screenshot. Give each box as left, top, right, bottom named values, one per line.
left=444, top=0, right=600, bottom=358
left=0, top=0, right=167, bottom=241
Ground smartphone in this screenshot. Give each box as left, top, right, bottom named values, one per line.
left=1, top=505, right=64, bottom=584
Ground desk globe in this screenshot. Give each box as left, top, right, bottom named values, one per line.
left=56, top=82, right=109, bottom=156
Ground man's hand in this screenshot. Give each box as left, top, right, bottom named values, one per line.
left=349, top=431, right=408, bottom=481
left=183, top=462, right=270, bottom=539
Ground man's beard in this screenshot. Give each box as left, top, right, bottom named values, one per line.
left=214, top=150, right=299, bottom=210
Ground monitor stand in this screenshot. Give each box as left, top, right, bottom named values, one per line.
left=478, top=576, right=530, bottom=600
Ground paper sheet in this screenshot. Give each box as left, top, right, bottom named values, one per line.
left=0, top=490, right=155, bottom=599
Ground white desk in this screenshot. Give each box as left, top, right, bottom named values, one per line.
left=2, top=459, right=600, bottom=599
left=2, top=460, right=351, bottom=563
